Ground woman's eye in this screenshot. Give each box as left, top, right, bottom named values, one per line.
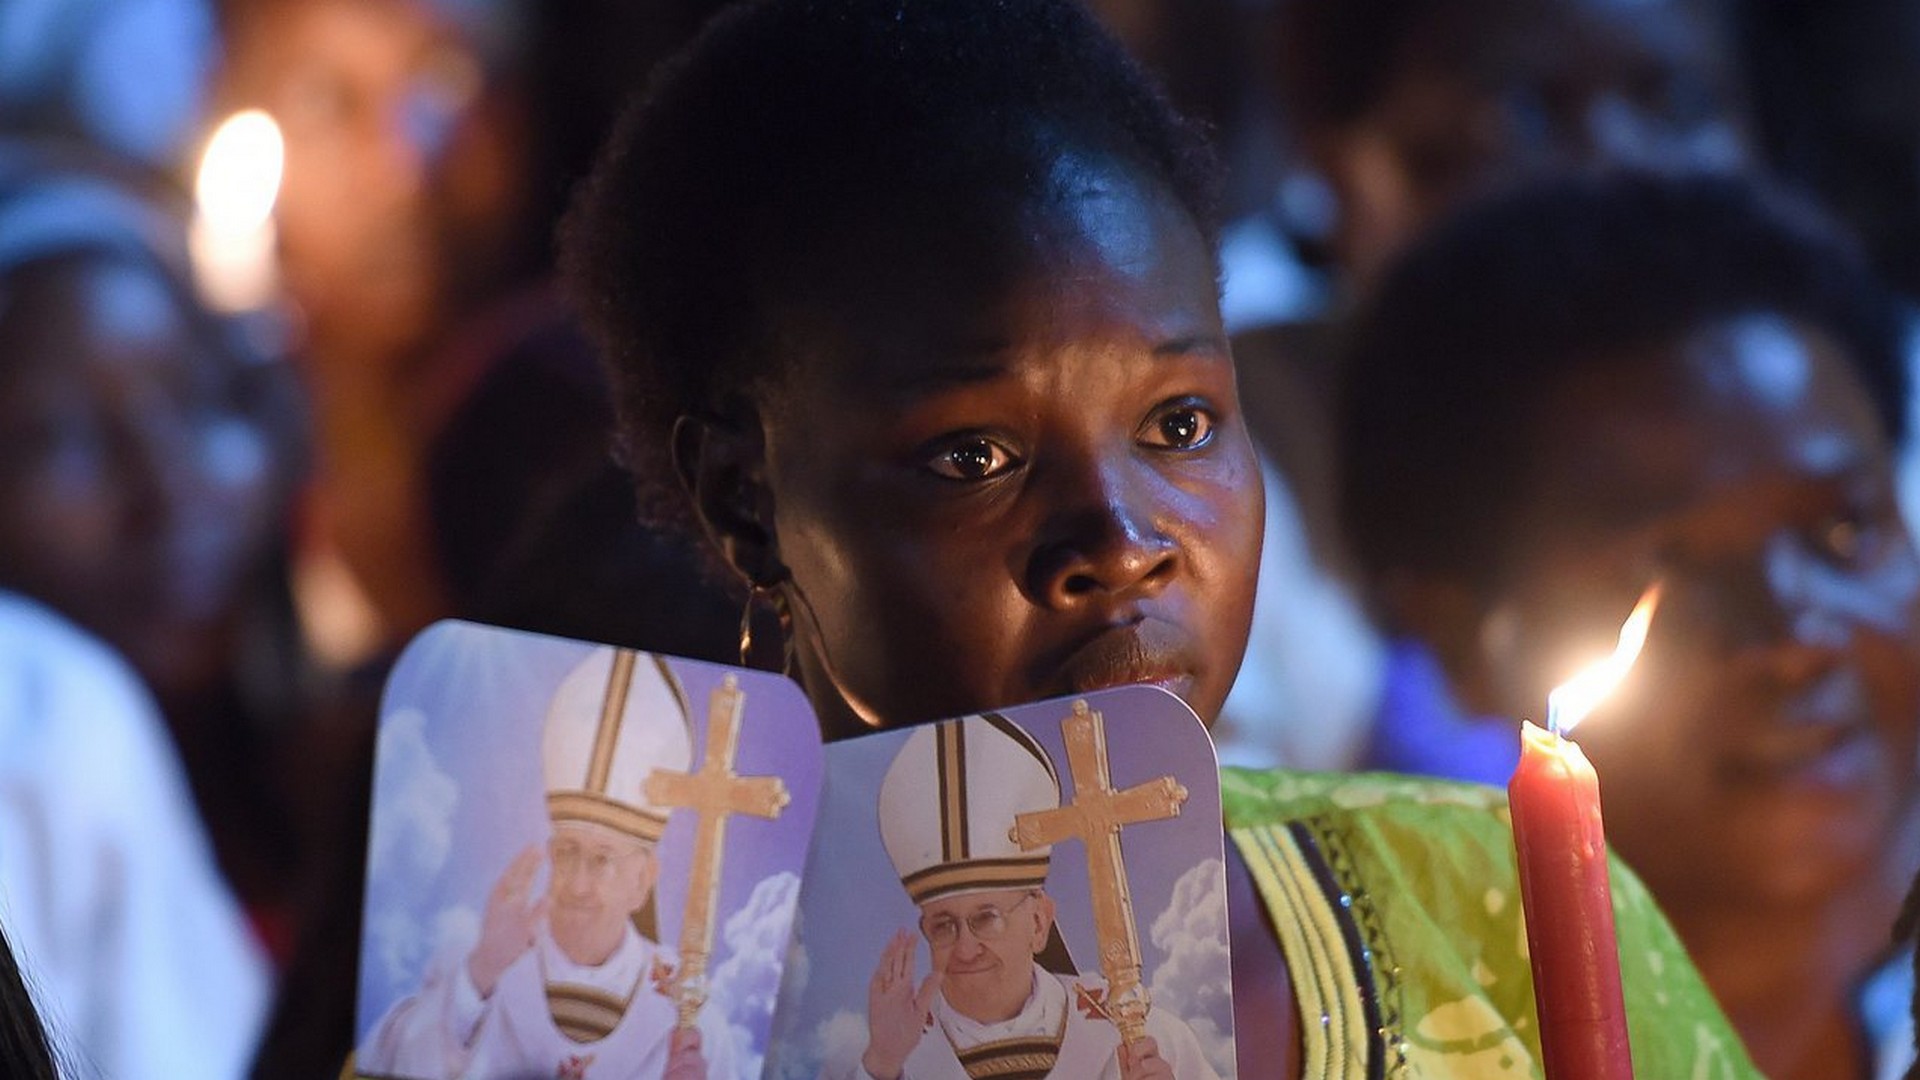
left=926, top=437, right=1019, bottom=481
left=1814, top=506, right=1889, bottom=569
left=1141, top=404, right=1215, bottom=450
left=1821, top=517, right=1861, bottom=562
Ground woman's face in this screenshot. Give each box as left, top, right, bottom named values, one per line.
left=1476, top=315, right=1920, bottom=912
left=0, top=256, right=280, bottom=699
left=218, top=0, right=516, bottom=370
left=734, top=151, right=1263, bottom=735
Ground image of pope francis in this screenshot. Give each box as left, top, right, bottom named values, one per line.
left=358, top=649, right=736, bottom=1080
left=840, top=715, right=1220, bottom=1080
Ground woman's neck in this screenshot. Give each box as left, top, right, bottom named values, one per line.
left=1666, top=880, right=1896, bottom=1080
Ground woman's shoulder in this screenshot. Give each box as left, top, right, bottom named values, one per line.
left=1221, top=766, right=1508, bottom=833
left=1221, top=767, right=1526, bottom=896
left=1222, top=765, right=1762, bottom=1079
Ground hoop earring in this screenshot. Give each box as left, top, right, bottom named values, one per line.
left=737, top=589, right=758, bottom=668
left=738, top=582, right=797, bottom=678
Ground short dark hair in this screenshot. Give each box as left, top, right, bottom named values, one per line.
left=561, top=0, right=1221, bottom=527
left=1338, top=170, right=1909, bottom=594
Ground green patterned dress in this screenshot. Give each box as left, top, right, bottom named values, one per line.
left=1223, top=768, right=1761, bottom=1079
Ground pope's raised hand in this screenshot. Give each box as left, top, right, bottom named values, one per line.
left=861, top=929, right=942, bottom=1080
left=1118, top=1036, right=1175, bottom=1080
left=467, top=845, right=549, bottom=998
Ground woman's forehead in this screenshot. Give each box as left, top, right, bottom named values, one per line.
left=776, top=159, right=1221, bottom=401
left=1518, top=316, right=1888, bottom=527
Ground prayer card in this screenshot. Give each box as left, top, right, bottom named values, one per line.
left=763, top=686, right=1236, bottom=1080
left=351, top=621, right=824, bottom=1080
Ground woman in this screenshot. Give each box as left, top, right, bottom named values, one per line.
left=1338, top=172, right=1920, bottom=1080
left=563, top=1, right=1757, bottom=1075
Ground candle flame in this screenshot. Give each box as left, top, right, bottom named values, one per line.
left=190, top=110, right=284, bottom=312
left=194, top=110, right=284, bottom=231
left=1546, top=584, right=1662, bottom=736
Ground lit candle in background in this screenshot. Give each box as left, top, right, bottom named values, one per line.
left=189, top=109, right=285, bottom=313
left=1509, top=585, right=1660, bottom=1080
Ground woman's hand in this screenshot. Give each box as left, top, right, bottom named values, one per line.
left=664, top=1026, right=708, bottom=1080
left=1119, top=1036, right=1175, bottom=1080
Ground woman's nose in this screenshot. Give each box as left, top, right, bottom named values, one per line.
left=1027, top=458, right=1179, bottom=609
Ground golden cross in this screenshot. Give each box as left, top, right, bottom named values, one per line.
left=1009, top=699, right=1188, bottom=1045
left=643, top=675, right=790, bottom=1029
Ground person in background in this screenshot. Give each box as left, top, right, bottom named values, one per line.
left=212, top=0, right=523, bottom=651
left=217, top=6, right=754, bottom=1071
left=0, top=588, right=271, bottom=1079
left=0, top=140, right=314, bottom=959
left=1211, top=0, right=1754, bottom=772
left=0, top=7, right=347, bottom=1075
left=1339, top=170, right=1920, bottom=1080
left=213, top=0, right=747, bottom=667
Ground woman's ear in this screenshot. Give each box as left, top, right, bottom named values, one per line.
left=672, top=411, right=784, bottom=588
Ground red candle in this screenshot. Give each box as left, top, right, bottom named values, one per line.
left=1510, top=722, right=1632, bottom=1080
left=1509, top=585, right=1659, bottom=1080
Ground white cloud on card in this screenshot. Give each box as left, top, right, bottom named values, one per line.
left=711, top=871, right=802, bottom=1079
left=370, top=908, right=424, bottom=990
left=368, top=708, right=459, bottom=884
left=1148, top=857, right=1236, bottom=1077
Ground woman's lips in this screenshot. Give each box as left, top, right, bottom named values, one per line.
left=1053, top=618, right=1199, bottom=702
left=1724, top=722, right=1881, bottom=793
left=1722, top=673, right=1885, bottom=793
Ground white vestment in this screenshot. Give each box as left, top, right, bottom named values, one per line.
left=0, top=592, right=271, bottom=1080
left=359, top=923, right=739, bottom=1079
left=833, top=964, right=1222, bottom=1080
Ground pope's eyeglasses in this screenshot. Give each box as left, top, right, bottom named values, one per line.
left=549, top=838, right=646, bottom=884
left=921, top=892, right=1038, bottom=948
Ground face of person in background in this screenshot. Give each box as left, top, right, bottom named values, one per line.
left=1469, top=314, right=1920, bottom=915
left=1320, top=0, right=1747, bottom=285
left=0, top=254, right=279, bottom=701
left=729, top=147, right=1263, bottom=737
left=215, top=0, right=523, bottom=372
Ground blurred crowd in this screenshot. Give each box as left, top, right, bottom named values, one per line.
left=0, top=0, right=1916, bottom=1077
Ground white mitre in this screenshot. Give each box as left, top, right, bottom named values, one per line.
left=543, top=648, right=693, bottom=843
left=878, top=714, right=1060, bottom=904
